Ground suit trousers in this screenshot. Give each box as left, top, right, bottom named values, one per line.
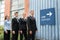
left=20, top=29, right=27, bottom=40
left=4, top=30, right=10, bottom=40
left=27, top=31, right=36, bottom=40
left=12, top=31, right=18, bottom=40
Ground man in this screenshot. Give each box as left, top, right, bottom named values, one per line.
left=27, top=10, right=37, bottom=40
left=12, top=12, right=19, bottom=40
left=19, top=13, right=27, bottom=40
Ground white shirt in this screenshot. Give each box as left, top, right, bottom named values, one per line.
left=4, top=20, right=11, bottom=31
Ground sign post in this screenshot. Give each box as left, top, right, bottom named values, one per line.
left=40, top=8, right=55, bottom=25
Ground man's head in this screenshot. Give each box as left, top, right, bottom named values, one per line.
left=14, top=12, right=18, bottom=17
left=22, top=13, right=26, bottom=18
left=30, top=10, right=34, bottom=16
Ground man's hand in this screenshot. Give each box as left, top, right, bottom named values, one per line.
left=19, top=30, right=22, bottom=34
left=12, top=31, right=15, bottom=34
left=5, top=31, right=8, bottom=34
left=29, top=31, right=32, bottom=35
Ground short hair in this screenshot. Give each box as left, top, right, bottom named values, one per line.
left=30, top=10, right=34, bottom=13
left=15, top=12, right=18, bottom=15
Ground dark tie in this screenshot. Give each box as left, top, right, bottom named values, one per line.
left=16, top=18, right=19, bottom=22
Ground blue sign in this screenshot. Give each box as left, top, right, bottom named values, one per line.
left=40, top=8, right=55, bottom=25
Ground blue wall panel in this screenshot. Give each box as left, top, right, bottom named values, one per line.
left=29, top=0, right=60, bottom=40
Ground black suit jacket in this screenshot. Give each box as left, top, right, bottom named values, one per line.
left=27, top=16, right=37, bottom=31
left=19, top=18, right=27, bottom=30
left=12, top=18, right=19, bottom=31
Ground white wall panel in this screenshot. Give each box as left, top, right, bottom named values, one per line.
left=29, top=0, right=60, bottom=40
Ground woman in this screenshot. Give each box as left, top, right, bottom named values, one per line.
left=4, top=16, right=11, bottom=40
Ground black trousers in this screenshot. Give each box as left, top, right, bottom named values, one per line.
left=27, top=31, right=36, bottom=40
left=20, top=29, right=27, bottom=40
left=4, top=30, right=10, bottom=40
left=12, top=31, right=18, bottom=40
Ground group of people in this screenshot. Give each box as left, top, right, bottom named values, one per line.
left=4, top=10, right=37, bottom=40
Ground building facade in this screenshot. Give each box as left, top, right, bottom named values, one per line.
left=0, top=0, right=60, bottom=40
left=29, top=0, right=60, bottom=40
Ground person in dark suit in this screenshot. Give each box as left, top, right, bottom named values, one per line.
left=12, top=12, right=19, bottom=40
left=19, top=13, right=27, bottom=40
left=4, top=16, right=11, bottom=40
left=27, top=10, right=37, bottom=40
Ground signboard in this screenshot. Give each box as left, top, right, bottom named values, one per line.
left=40, top=8, right=55, bottom=25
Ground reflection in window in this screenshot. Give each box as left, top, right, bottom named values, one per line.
left=0, top=0, right=25, bottom=26
left=0, top=13, right=4, bottom=25
left=11, top=0, right=24, bottom=11
left=11, top=0, right=24, bottom=19
left=0, top=0, right=4, bottom=26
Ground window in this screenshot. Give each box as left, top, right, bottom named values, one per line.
left=0, top=13, right=4, bottom=25
left=11, top=0, right=24, bottom=19
left=0, top=0, right=25, bottom=25
left=0, top=0, right=4, bottom=26
left=11, top=0, right=24, bottom=11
